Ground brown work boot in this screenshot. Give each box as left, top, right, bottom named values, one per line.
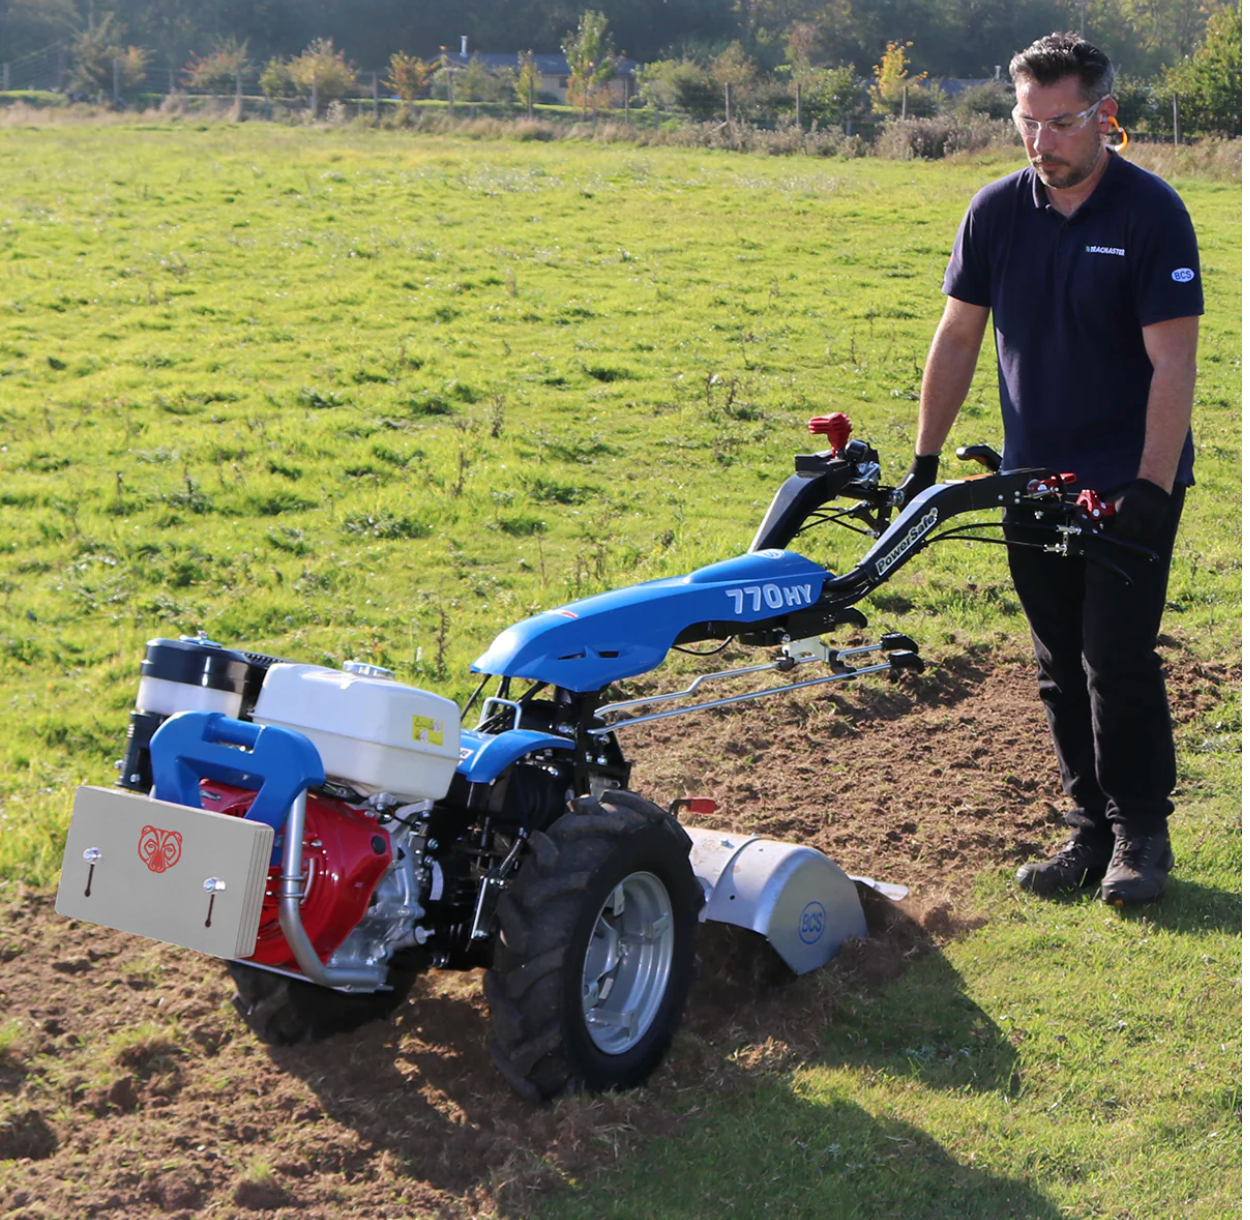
left=1100, top=826, right=1174, bottom=906
left=1015, top=834, right=1112, bottom=897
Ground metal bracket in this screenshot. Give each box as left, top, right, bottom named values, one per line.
left=477, top=697, right=523, bottom=731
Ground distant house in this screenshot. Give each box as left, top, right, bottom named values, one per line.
left=441, top=51, right=639, bottom=106
left=930, top=77, right=1009, bottom=98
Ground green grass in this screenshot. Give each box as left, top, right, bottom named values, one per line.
left=0, top=124, right=1240, bottom=1217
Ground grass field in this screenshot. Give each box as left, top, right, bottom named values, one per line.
left=0, top=124, right=1240, bottom=1217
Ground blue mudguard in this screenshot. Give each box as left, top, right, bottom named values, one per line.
left=471, top=549, right=830, bottom=693
left=456, top=728, right=575, bottom=784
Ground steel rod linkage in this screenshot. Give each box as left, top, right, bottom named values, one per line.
left=590, top=636, right=921, bottom=736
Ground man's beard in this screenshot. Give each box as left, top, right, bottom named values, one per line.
left=1032, top=151, right=1097, bottom=190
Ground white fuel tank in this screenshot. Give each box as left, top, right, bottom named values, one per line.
left=253, top=664, right=461, bottom=801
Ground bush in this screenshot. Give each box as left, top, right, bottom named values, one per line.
left=874, top=115, right=1015, bottom=160
left=260, top=59, right=297, bottom=99
left=952, top=81, right=1014, bottom=122
left=636, top=59, right=720, bottom=120
left=802, top=65, right=866, bottom=129
left=185, top=39, right=249, bottom=94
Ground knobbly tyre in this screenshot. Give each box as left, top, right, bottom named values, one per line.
left=55, top=415, right=1148, bottom=1101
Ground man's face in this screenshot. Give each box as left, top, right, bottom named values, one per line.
left=1014, top=76, right=1115, bottom=191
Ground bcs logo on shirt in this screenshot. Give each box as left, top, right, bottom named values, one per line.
left=1172, top=267, right=1196, bottom=282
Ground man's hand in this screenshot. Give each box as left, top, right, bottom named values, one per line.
left=1113, top=478, right=1172, bottom=543
left=898, top=453, right=940, bottom=505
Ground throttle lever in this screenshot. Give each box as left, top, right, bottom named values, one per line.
left=954, top=444, right=1003, bottom=472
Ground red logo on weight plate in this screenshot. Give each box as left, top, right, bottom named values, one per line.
left=137, top=826, right=183, bottom=874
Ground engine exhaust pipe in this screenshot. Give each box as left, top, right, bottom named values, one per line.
left=278, top=792, right=387, bottom=990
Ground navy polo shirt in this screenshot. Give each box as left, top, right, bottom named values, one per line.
left=944, top=152, right=1204, bottom=492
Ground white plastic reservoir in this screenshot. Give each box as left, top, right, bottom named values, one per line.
left=253, top=664, right=461, bottom=800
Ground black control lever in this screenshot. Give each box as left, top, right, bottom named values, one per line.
left=955, top=444, right=1002, bottom=472
left=880, top=632, right=919, bottom=653
left=888, top=650, right=925, bottom=673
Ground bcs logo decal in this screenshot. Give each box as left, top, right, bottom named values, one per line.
left=1171, top=267, right=1195, bottom=282
left=138, top=826, right=183, bottom=874
left=798, top=901, right=826, bottom=945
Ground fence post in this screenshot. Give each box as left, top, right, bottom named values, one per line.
left=311, top=76, right=318, bottom=117
left=901, top=84, right=907, bottom=120
left=113, top=57, right=121, bottom=105
left=372, top=72, right=379, bottom=124
left=2, top=64, right=9, bottom=92
left=236, top=70, right=242, bottom=102
left=1172, top=93, right=1179, bottom=145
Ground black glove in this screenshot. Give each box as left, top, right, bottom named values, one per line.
left=897, top=453, right=940, bottom=505
left=1113, top=478, right=1172, bottom=543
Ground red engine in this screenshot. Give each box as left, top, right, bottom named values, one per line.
left=200, top=782, right=392, bottom=969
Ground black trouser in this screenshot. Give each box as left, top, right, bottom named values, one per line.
left=1004, top=487, right=1186, bottom=841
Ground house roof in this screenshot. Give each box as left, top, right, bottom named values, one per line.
left=929, top=77, right=1009, bottom=97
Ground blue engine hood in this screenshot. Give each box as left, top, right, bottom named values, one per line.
left=471, top=549, right=830, bottom=692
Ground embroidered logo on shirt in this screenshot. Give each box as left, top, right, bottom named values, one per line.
left=1171, top=267, right=1195, bottom=282
left=1085, top=245, right=1126, bottom=256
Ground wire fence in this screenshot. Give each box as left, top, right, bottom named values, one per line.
left=0, top=39, right=1206, bottom=147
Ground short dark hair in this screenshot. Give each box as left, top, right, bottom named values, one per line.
left=1009, top=32, right=1115, bottom=103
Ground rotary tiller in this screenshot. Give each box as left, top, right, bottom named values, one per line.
left=56, top=415, right=1144, bottom=1100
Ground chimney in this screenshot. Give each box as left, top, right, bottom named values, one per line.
left=460, top=35, right=468, bottom=56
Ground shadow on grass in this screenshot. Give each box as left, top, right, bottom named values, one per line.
left=265, top=886, right=1025, bottom=1217
left=686, top=886, right=1021, bottom=1096
left=1111, top=876, right=1242, bottom=935
left=567, top=1080, right=1070, bottom=1220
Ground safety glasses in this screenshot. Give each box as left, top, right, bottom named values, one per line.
left=1013, top=96, right=1108, bottom=137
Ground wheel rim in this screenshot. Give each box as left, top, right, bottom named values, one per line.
left=580, top=870, right=676, bottom=1055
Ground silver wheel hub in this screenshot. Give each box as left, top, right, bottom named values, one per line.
left=580, top=870, right=676, bottom=1054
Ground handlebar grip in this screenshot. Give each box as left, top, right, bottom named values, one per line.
left=954, top=444, right=1002, bottom=472
left=202, top=715, right=263, bottom=748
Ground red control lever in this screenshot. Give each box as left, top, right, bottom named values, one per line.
left=668, top=797, right=718, bottom=817
left=1026, top=472, right=1078, bottom=495
left=1076, top=489, right=1116, bottom=523
left=808, top=413, right=852, bottom=455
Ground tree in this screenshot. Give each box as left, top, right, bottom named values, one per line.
left=635, top=58, right=719, bottom=119
left=869, top=39, right=937, bottom=117
left=516, top=51, right=540, bottom=117
left=803, top=63, right=863, bottom=128
left=67, top=14, right=148, bottom=102
left=0, top=0, right=79, bottom=63
left=260, top=59, right=297, bottom=99
left=711, top=41, right=756, bottom=123
left=287, top=38, right=356, bottom=112
left=785, top=21, right=817, bottom=126
left=1165, top=2, right=1241, bottom=137
left=562, top=9, right=616, bottom=117
left=386, top=51, right=435, bottom=102
left=184, top=38, right=249, bottom=94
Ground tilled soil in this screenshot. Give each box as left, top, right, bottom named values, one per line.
left=0, top=649, right=1233, bottom=1219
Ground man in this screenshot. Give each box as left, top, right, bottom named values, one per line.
left=904, top=33, right=1203, bottom=905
